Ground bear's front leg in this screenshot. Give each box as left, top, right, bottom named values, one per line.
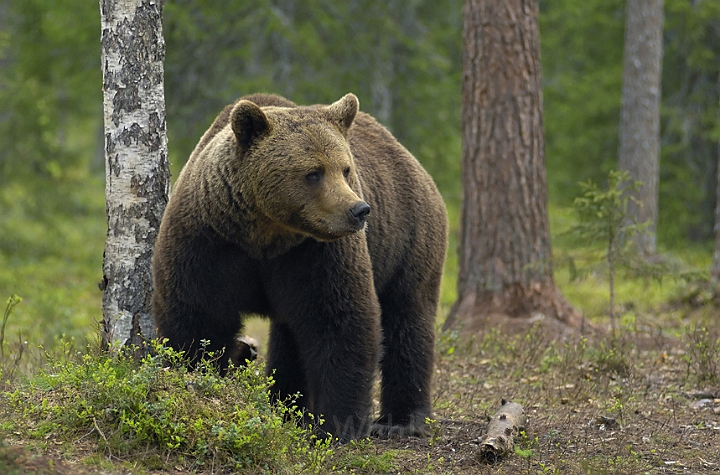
left=298, top=310, right=380, bottom=441
left=263, top=238, right=381, bottom=442
left=371, top=264, right=440, bottom=439
left=152, top=230, right=268, bottom=372
left=266, top=321, right=309, bottom=410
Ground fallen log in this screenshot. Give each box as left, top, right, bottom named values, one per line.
left=477, top=399, right=527, bottom=463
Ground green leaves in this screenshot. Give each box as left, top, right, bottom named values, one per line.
left=566, top=170, right=650, bottom=334
left=541, top=0, right=625, bottom=203
left=0, top=0, right=100, bottom=183
left=569, top=170, right=646, bottom=250
left=0, top=295, right=22, bottom=363
left=3, top=340, right=332, bottom=473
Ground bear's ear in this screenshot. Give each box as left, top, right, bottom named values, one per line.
left=231, top=100, right=270, bottom=150
left=326, top=93, right=358, bottom=135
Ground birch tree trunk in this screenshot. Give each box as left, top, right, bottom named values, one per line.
left=99, top=0, right=170, bottom=349
left=618, top=0, right=664, bottom=255
left=445, top=0, right=580, bottom=331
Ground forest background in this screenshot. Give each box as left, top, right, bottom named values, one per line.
left=0, top=0, right=719, bottom=349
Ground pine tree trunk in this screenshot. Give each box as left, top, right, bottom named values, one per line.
left=618, top=0, right=664, bottom=255
left=99, top=0, right=170, bottom=349
left=445, top=0, right=579, bottom=331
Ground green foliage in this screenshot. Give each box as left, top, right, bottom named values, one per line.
left=1, top=340, right=332, bottom=473
left=540, top=0, right=625, bottom=204
left=661, top=0, right=720, bottom=243
left=566, top=170, right=649, bottom=335
left=0, top=0, right=101, bottom=182
left=0, top=295, right=22, bottom=362
left=542, top=0, right=720, bottom=246
left=560, top=171, right=706, bottom=330
left=683, top=323, right=720, bottom=384
left=569, top=170, right=649, bottom=254
left=328, top=439, right=401, bottom=473
left=0, top=179, right=105, bottom=349
left=0, top=0, right=105, bottom=351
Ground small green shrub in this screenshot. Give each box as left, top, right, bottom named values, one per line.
left=0, top=295, right=25, bottom=389
left=0, top=295, right=22, bottom=362
left=683, top=324, right=720, bottom=384
left=567, top=170, right=648, bottom=337
left=1, top=340, right=332, bottom=473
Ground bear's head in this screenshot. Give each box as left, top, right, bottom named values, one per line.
left=230, top=94, right=370, bottom=243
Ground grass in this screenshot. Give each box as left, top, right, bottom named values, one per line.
left=2, top=341, right=333, bottom=474
left=0, top=178, right=105, bottom=350
left=1, top=179, right=719, bottom=473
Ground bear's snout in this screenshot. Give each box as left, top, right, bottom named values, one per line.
left=349, top=201, right=371, bottom=225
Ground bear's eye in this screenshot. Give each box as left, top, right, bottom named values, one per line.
left=305, top=171, right=322, bottom=183
left=343, top=167, right=351, bottom=180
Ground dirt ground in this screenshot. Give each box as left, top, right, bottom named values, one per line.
left=381, top=314, right=720, bottom=474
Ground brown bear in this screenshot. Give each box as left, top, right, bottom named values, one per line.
left=152, top=93, right=447, bottom=441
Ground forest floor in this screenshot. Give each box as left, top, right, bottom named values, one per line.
left=379, top=310, right=720, bottom=475
left=2, top=304, right=719, bottom=474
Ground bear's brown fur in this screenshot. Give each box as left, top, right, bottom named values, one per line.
left=152, top=93, right=447, bottom=440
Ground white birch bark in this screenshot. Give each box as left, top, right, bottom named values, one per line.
left=99, top=0, right=170, bottom=348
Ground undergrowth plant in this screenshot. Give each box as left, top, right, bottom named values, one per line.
left=566, top=170, right=650, bottom=339
left=0, top=295, right=24, bottom=387
left=0, top=295, right=22, bottom=362
left=0, top=339, right=333, bottom=473
left=683, top=323, right=720, bottom=384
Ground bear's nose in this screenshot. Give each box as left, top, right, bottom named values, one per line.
left=349, top=201, right=371, bottom=224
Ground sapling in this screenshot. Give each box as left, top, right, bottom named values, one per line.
left=568, top=170, right=648, bottom=339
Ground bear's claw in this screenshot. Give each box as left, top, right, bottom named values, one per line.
left=371, top=414, right=432, bottom=439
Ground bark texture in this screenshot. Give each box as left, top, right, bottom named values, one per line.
left=446, top=0, right=579, bottom=331
left=618, top=0, right=664, bottom=255
left=100, top=0, right=170, bottom=348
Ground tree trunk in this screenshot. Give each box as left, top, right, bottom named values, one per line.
left=618, top=0, right=664, bottom=255
left=371, top=44, right=394, bottom=127
left=713, top=75, right=720, bottom=282
left=270, top=0, right=295, bottom=95
left=445, top=0, right=580, bottom=332
left=99, top=0, right=170, bottom=349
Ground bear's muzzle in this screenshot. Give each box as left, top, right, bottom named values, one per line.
left=349, top=201, right=371, bottom=226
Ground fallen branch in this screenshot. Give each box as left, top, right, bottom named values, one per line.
left=477, top=399, right=527, bottom=463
